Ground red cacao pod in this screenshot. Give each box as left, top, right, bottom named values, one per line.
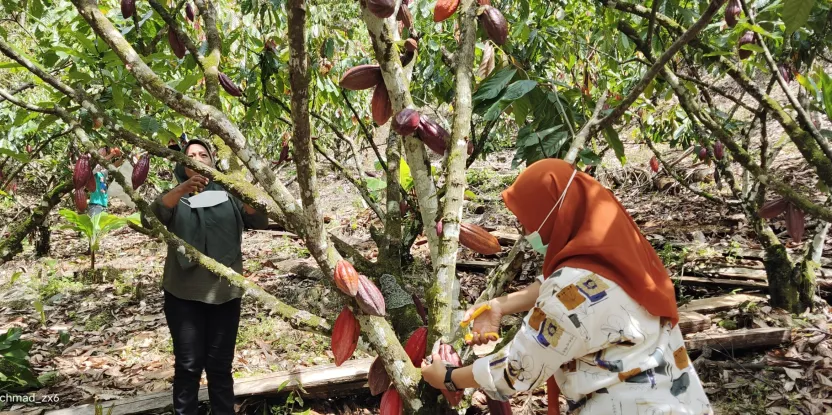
left=397, top=3, right=413, bottom=28
left=758, top=198, right=788, bottom=219
left=399, top=199, right=408, bottom=215
left=738, top=31, right=756, bottom=60
left=478, top=0, right=491, bottom=4
left=331, top=306, right=360, bottom=366
left=168, top=28, right=187, bottom=59
left=778, top=63, right=793, bottom=83
left=73, top=155, right=92, bottom=190
left=25, top=144, right=32, bottom=154
left=714, top=141, right=724, bottom=160
left=435, top=221, right=444, bottom=237
left=404, top=38, right=418, bottom=52
left=392, top=109, right=420, bottom=136
left=371, top=83, right=393, bottom=125
left=460, top=222, right=501, bottom=255
left=334, top=260, right=360, bottom=297
left=218, top=72, right=243, bottom=97
left=411, top=293, right=428, bottom=325
left=649, top=156, right=659, bottom=173
left=785, top=203, right=805, bottom=242
left=132, top=154, right=150, bottom=190
left=278, top=142, right=290, bottom=165
left=486, top=397, right=513, bottom=414
left=479, top=5, right=508, bottom=45
left=438, top=343, right=463, bottom=406
left=185, top=2, right=195, bottom=21
left=368, top=356, right=391, bottom=396
left=74, top=188, right=88, bottom=213
left=403, top=326, right=428, bottom=365
left=121, top=0, right=136, bottom=18
left=434, top=0, right=460, bottom=22
left=380, top=387, right=403, bottom=415
left=339, top=65, right=384, bottom=91
left=416, top=117, right=449, bottom=155
left=355, top=274, right=386, bottom=317
left=698, top=147, right=708, bottom=161
left=725, top=0, right=741, bottom=28
left=366, top=0, right=396, bottom=18
left=85, top=175, right=96, bottom=192
left=467, top=140, right=474, bottom=156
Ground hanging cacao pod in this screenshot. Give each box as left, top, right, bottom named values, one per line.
left=218, top=72, right=243, bottom=97
left=368, top=356, right=391, bottom=396
left=434, top=0, right=460, bottom=22
left=121, top=0, right=136, bottom=18
left=331, top=306, right=360, bottom=366
left=380, top=387, right=403, bottom=415
left=371, top=83, right=393, bottom=125
left=334, top=260, right=360, bottom=297
left=86, top=175, right=96, bottom=192
left=399, top=200, right=409, bottom=215
left=460, top=222, right=501, bottom=255
left=404, top=38, right=418, bottom=52
left=738, top=31, right=756, bottom=60
left=168, top=28, right=187, bottom=59
left=397, top=3, right=413, bottom=28
left=74, top=188, right=88, bottom=213
left=435, top=221, right=444, bottom=237
left=73, top=155, right=92, bottom=190
left=339, top=65, right=384, bottom=90
left=403, top=326, right=427, bottom=365
left=278, top=141, right=290, bottom=165
left=467, top=140, right=474, bottom=156
left=478, top=0, right=491, bottom=4
left=724, top=0, right=741, bottom=28
left=93, top=118, right=103, bottom=130
left=698, top=147, right=708, bottom=161
left=486, top=397, right=513, bottom=414
left=778, top=63, right=793, bottom=83
left=649, top=156, right=659, bottom=173
left=758, top=198, right=788, bottom=219
left=438, top=343, right=463, bottom=406
left=132, top=154, right=150, bottom=190
left=411, top=293, right=428, bottom=325
left=392, top=109, right=421, bottom=136
left=479, top=5, right=508, bottom=46
left=714, top=141, right=724, bottom=160
left=355, top=274, right=386, bottom=317
left=366, top=0, right=396, bottom=18
left=185, top=2, right=195, bottom=21
left=785, top=203, right=805, bottom=242
left=415, top=117, right=449, bottom=155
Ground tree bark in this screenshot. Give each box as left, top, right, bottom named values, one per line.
left=0, top=180, right=71, bottom=266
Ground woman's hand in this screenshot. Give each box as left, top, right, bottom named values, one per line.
left=161, top=175, right=209, bottom=208
left=420, top=353, right=448, bottom=390
left=463, top=300, right=503, bottom=346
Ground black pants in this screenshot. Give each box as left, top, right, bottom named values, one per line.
left=164, top=291, right=242, bottom=415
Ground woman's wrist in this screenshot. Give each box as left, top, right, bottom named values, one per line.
left=493, top=281, right=540, bottom=315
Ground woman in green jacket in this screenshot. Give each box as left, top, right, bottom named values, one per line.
left=142, top=139, right=268, bottom=415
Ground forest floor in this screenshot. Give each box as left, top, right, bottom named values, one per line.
left=1, top=144, right=831, bottom=415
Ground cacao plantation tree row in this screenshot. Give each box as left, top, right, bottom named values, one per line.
left=1, top=0, right=831, bottom=412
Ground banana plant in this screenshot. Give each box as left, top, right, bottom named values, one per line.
left=58, top=209, right=140, bottom=273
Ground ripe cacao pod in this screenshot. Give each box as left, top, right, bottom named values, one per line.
left=478, top=0, right=491, bottom=4
left=331, top=306, right=360, bottom=366
left=403, top=326, right=428, bottom=365
left=778, top=63, right=793, bottom=83
left=93, top=118, right=103, bottom=130
left=397, top=3, right=413, bottom=28
left=714, top=141, right=724, bottom=160
left=649, top=156, right=659, bottom=173
left=371, top=83, right=393, bottom=125
left=479, top=5, right=508, bottom=46
left=355, top=274, right=386, bottom=317
left=168, top=28, right=187, bottom=59
left=433, top=0, right=459, bottom=22
left=121, top=0, right=136, bottom=18
left=411, top=293, right=428, bottom=325
left=404, top=38, right=418, bottom=52
left=380, top=387, right=403, bottom=415
left=334, top=260, right=360, bottom=297
left=698, top=147, right=708, bottom=161
left=25, top=144, right=32, bottom=154
left=132, top=154, right=150, bottom=190
left=467, top=140, right=474, bottom=156
left=86, top=175, right=96, bottom=192
left=785, top=203, right=805, bottom=242
left=399, top=200, right=408, bottom=215
left=416, top=117, right=449, bottom=155
left=74, top=188, right=88, bottom=213
left=460, top=222, right=501, bottom=255
left=368, top=356, right=391, bottom=396
left=339, top=65, right=384, bottom=91
left=724, top=0, right=741, bottom=28
left=435, top=221, right=444, bottom=237
left=278, top=142, right=290, bottom=165
left=392, top=109, right=420, bottom=136
left=738, top=31, right=755, bottom=60
left=73, top=155, right=92, bottom=190
left=366, top=0, right=396, bottom=19
left=438, top=343, right=463, bottom=406
left=486, top=397, right=513, bottom=414
left=758, top=198, right=787, bottom=219
left=185, top=2, right=195, bottom=21
left=218, top=72, right=243, bottom=97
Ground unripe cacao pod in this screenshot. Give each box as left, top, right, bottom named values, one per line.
left=714, top=141, right=724, bottom=160
left=438, top=343, right=463, bottom=406
left=724, top=0, right=741, bottom=28
left=121, top=0, right=136, bottom=18
left=434, top=0, right=460, bottom=22
left=218, top=72, right=243, bottom=97
left=392, top=109, right=420, bottom=136
left=479, top=5, right=508, bottom=46
left=168, top=28, right=187, bottom=59
left=132, top=154, right=150, bottom=190
left=416, top=117, right=449, bottom=155
left=355, top=274, right=386, bottom=317
left=738, top=31, right=756, bottom=60
left=366, top=0, right=396, bottom=19
left=368, top=356, right=391, bottom=396
left=486, top=397, right=512, bottom=414
left=397, top=3, right=413, bottom=28
left=380, top=387, right=403, bottom=415
left=785, top=203, right=805, bottom=242
left=649, top=156, right=659, bottom=173
left=73, top=155, right=92, bottom=190
left=758, top=198, right=787, bottom=219
left=334, top=260, right=360, bottom=297
left=371, top=83, right=393, bottom=125
left=403, top=326, right=427, bottom=365
left=185, top=2, right=195, bottom=21
left=86, top=175, right=96, bottom=192
left=698, top=147, right=708, bottom=161
left=435, top=221, right=444, bottom=237
left=339, top=65, right=384, bottom=91
left=74, top=188, right=88, bottom=213
left=460, top=222, right=501, bottom=255
left=331, top=306, right=360, bottom=366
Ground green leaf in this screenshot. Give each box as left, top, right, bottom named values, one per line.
left=0, top=148, right=29, bottom=163
left=818, top=71, right=832, bottom=122
left=0, top=62, right=22, bottom=69
left=30, top=0, right=45, bottom=19
left=473, top=68, right=516, bottom=105
left=10, top=271, right=22, bottom=285
left=33, top=299, right=45, bottom=325
left=782, top=0, right=816, bottom=35
left=139, top=116, right=161, bottom=134
left=603, top=126, right=625, bottom=163
left=578, top=148, right=602, bottom=166
left=482, top=80, right=537, bottom=121
left=398, top=157, right=414, bottom=191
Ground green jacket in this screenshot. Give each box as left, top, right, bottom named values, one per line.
left=142, top=164, right=269, bottom=304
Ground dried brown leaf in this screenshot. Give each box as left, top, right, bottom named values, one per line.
left=477, top=43, right=495, bottom=79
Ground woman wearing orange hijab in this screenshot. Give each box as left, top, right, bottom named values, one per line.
left=421, top=159, right=712, bottom=414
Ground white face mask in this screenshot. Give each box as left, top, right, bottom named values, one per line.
left=182, top=190, right=229, bottom=209
left=525, top=169, right=578, bottom=255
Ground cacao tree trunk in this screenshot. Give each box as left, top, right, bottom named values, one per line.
left=35, top=223, right=50, bottom=257
left=0, top=180, right=71, bottom=266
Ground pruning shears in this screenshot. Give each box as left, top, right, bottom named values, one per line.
left=452, top=303, right=502, bottom=360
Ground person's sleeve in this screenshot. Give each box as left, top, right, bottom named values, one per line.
left=472, top=303, right=585, bottom=401
left=234, top=195, right=268, bottom=230
left=142, top=193, right=175, bottom=228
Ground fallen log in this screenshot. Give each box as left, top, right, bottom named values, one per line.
left=679, top=311, right=711, bottom=334
left=677, top=275, right=768, bottom=290
left=679, top=294, right=767, bottom=314
left=685, top=328, right=791, bottom=352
